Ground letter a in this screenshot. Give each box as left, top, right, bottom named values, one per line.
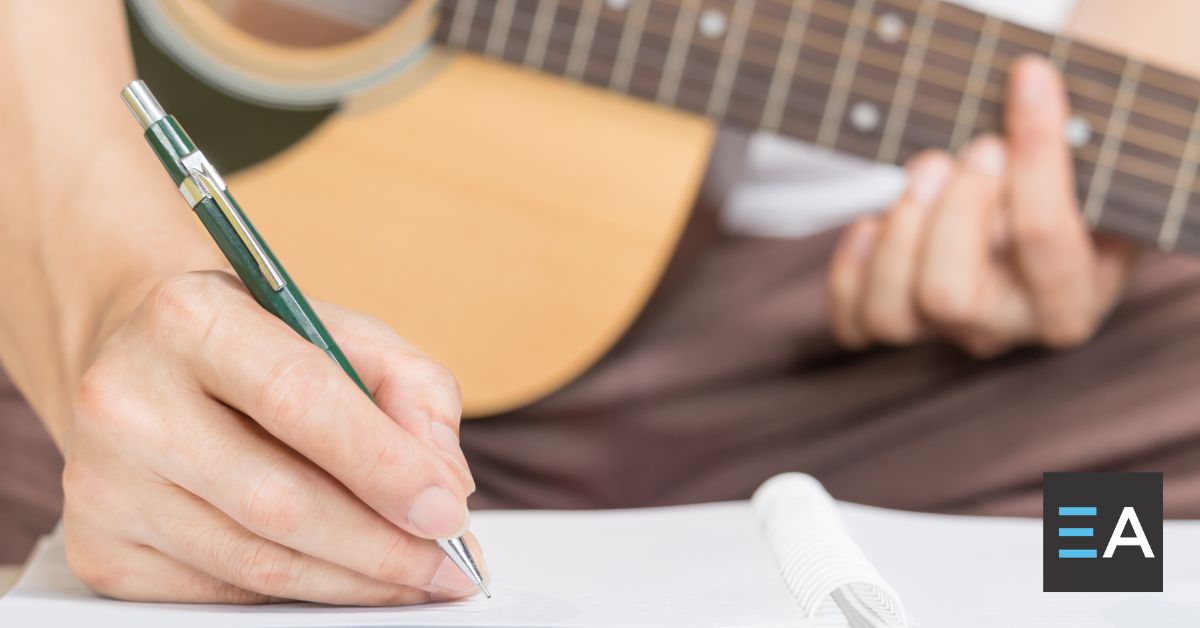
left=1103, top=507, right=1154, bottom=558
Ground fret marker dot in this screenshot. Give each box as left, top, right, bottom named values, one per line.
left=850, top=102, right=881, bottom=132
left=875, top=13, right=906, bottom=44
left=1065, top=115, right=1091, bottom=148
left=605, top=0, right=630, bottom=10
left=698, top=9, right=728, bottom=39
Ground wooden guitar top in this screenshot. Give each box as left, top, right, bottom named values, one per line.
left=228, top=52, right=714, bottom=416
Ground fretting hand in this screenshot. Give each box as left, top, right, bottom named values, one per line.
left=827, top=56, right=1138, bottom=357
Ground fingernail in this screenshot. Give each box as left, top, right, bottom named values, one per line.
left=964, top=138, right=1006, bottom=176
left=848, top=220, right=879, bottom=261
left=408, top=487, right=469, bottom=539
left=428, top=556, right=477, bottom=596
left=1016, top=57, right=1052, bottom=108
left=907, top=157, right=952, bottom=204
left=431, top=422, right=475, bottom=493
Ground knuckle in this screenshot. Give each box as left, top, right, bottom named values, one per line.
left=405, top=358, right=463, bottom=420
left=1012, top=215, right=1060, bottom=250
left=369, top=534, right=423, bottom=585
left=410, top=359, right=458, bottom=395
left=240, top=463, right=309, bottom=540
left=74, top=363, right=147, bottom=442
left=356, top=439, right=407, bottom=499
left=255, top=353, right=330, bottom=433
left=74, top=364, right=121, bottom=424
left=141, top=273, right=220, bottom=342
left=236, top=542, right=302, bottom=597
left=917, top=281, right=978, bottom=327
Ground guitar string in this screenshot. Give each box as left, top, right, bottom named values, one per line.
left=559, top=45, right=1184, bottom=206
left=463, top=0, right=1200, bottom=129
left=441, top=3, right=1200, bottom=241
left=468, top=1, right=1200, bottom=194
left=736, top=0, right=1187, bottom=99
left=576, top=2, right=1199, bottom=151
left=542, top=0, right=1200, bottom=126
left=460, top=0, right=1195, bottom=176
left=597, top=10, right=1189, bottom=165
left=758, top=0, right=1171, bottom=89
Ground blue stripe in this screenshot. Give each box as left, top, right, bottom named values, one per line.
left=1058, top=527, right=1094, bottom=537
left=1058, top=506, right=1097, bottom=516
left=1059, top=549, right=1098, bottom=559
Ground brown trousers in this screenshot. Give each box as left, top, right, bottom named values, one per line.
left=463, top=228, right=1200, bottom=517
left=5, top=229, right=1200, bottom=563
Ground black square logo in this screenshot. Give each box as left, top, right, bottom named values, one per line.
left=1043, top=472, right=1163, bottom=592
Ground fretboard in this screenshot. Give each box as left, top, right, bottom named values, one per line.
left=434, top=0, right=1200, bottom=254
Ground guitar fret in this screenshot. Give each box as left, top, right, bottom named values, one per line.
left=877, top=0, right=936, bottom=163
left=1157, top=100, right=1200, bottom=249
left=482, top=1, right=517, bottom=57
left=1048, top=32, right=1071, bottom=69
left=565, top=0, right=604, bottom=80
left=816, top=0, right=877, bottom=148
left=948, top=13, right=1000, bottom=150
left=608, top=0, right=651, bottom=93
left=447, top=0, right=480, bottom=48
left=656, top=0, right=702, bottom=106
left=432, top=0, right=1200, bottom=255
left=759, top=0, right=815, bottom=133
left=705, top=0, right=756, bottom=119
left=521, top=0, right=560, bottom=70
left=1082, top=59, right=1142, bottom=225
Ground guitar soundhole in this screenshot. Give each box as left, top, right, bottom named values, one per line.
left=125, top=1, right=425, bottom=175
left=127, top=5, right=334, bottom=176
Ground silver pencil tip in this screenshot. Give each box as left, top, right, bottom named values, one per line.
left=436, top=536, right=489, bottom=599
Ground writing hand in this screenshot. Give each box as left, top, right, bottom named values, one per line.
left=63, top=271, right=484, bottom=604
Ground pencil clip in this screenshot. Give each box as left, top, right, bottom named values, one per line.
left=180, top=151, right=287, bottom=292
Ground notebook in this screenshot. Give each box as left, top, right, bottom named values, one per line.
left=5, top=472, right=1200, bottom=627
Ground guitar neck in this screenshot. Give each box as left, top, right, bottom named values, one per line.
left=435, top=0, right=1200, bottom=254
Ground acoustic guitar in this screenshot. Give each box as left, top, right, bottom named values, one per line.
left=127, top=0, right=1200, bottom=416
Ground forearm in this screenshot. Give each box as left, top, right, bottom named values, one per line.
left=0, top=1, right=221, bottom=447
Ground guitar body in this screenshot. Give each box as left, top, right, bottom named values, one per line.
left=132, top=0, right=1200, bottom=414
left=229, top=52, right=714, bottom=415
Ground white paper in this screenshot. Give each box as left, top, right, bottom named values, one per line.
left=0, top=503, right=819, bottom=628
left=6, top=497, right=1200, bottom=627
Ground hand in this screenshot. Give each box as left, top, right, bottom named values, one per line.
left=827, top=56, right=1137, bottom=357
left=62, top=271, right=484, bottom=604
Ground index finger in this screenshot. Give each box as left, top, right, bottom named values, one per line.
left=1006, top=55, right=1098, bottom=341
left=188, top=279, right=470, bottom=541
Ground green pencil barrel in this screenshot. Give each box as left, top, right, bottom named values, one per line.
left=139, top=114, right=372, bottom=398
left=190, top=194, right=373, bottom=398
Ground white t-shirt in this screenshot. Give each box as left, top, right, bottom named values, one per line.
left=719, top=0, right=1078, bottom=238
